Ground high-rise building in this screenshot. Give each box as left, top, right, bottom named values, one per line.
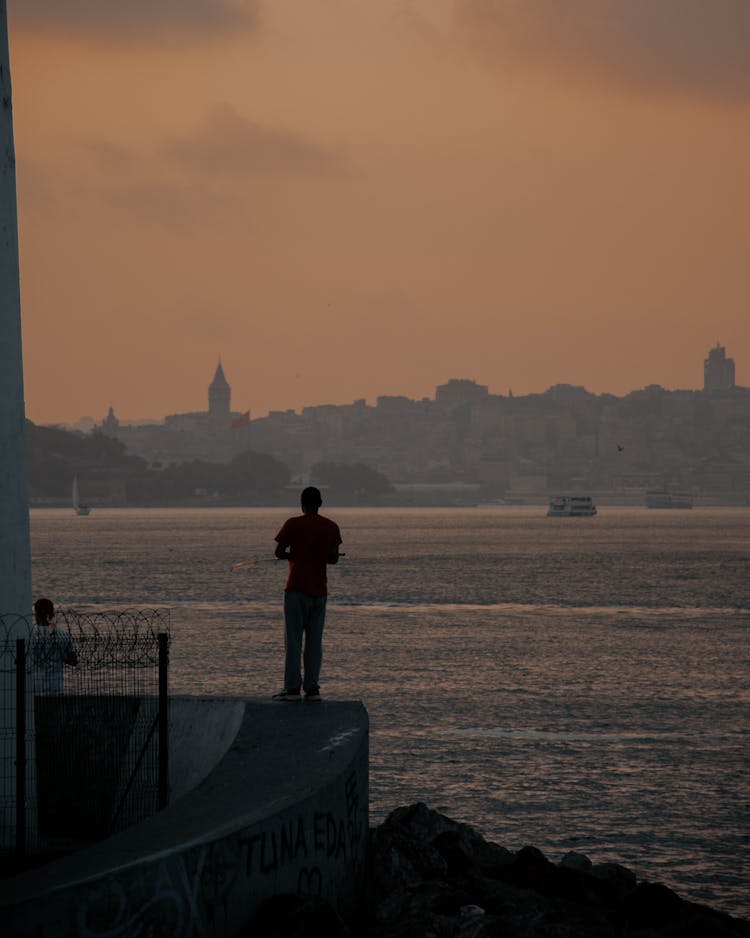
left=704, top=344, right=735, bottom=392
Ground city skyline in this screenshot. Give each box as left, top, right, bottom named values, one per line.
left=29, top=345, right=750, bottom=506
left=43, top=343, right=744, bottom=430
left=10, top=1, right=750, bottom=426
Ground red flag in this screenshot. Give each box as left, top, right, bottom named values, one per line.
left=231, top=410, right=251, bottom=429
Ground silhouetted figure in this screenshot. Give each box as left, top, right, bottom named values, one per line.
left=273, top=486, right=342, bottom=701
left=32, top=597, right=77, bottom=694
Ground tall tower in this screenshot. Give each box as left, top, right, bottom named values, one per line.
left=0, top=1, right=31, bottom=619
left=703, top=343, right=735, bottom=392
left=0, top=0, right=33, bottom=848
left=208, top=360, right=231, bottom=419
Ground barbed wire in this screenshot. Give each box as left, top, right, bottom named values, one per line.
left=0, top=608, right=171, bottom=853
left=0, top=609, right=170, bottom=668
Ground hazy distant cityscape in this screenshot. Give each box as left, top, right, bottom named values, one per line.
left=32, top=343, right=750, bottom=507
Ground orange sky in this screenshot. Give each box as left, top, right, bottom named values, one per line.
left=9, top=0, right=750, bottom=425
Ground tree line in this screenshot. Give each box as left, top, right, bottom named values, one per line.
left=25, top=422, right=392, bottom=505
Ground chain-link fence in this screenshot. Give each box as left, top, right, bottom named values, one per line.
left=0, top=609, right=169, bottom=866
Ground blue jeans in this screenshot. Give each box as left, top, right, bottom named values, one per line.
left=283, top=591, right=327, bottom=694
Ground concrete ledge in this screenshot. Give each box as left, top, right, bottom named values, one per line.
left=1, top=697, right=369, bottom=937
left=169, top=697, right=246, bottom=802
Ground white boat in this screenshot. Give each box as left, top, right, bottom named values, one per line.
left=547, top=495, right=597, bottom=517
left=72, top=476, right=91, bottom=516
left=645, top=490, right=693, bottom=509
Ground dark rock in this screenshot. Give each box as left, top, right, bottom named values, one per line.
left=369, top=821, right=448, bottom=890
left=432, top=826, right=514, bottom=879
left=560, top=850, right=593, bottom=873
left=355, top=804, right=750, bottom=938
left=621, top=880, right=750, bottom=937
left=379, top=802, right=464, bottom=844
left=626, top=881, right=687, bottom=928
left=590, top=861, right=637, bottom=897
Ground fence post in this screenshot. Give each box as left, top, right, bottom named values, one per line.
left=15, top=638, right=26, bottom=858
left=157, top=632, right=168, bottom=810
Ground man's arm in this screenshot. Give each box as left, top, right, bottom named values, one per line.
left=275, top=541, right=290, bottom=561
left=328, top=544, right=339, bottom=565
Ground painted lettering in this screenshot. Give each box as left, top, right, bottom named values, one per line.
left=294, top=816, right=308, bottom=858
left=297, top=867, right=323, bottom=898
left=345, top=770, right=363, bottom=857
left=260, top=831, right=278, bottom=874
left=326, top=814, right=347, bottom=860
left=280, top=820, right=295, bottom=864
left=175, top=851, right=207, bottom=936
left=345, top=771, right=358, bottom=818
left=313, top=812, right=326, bottom=852
left=242, top=834, right=262, bottom=877
left=336, top=818, right=347, bottom=859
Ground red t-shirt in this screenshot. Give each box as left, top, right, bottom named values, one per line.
left=275, top=513, right=342, bottom=597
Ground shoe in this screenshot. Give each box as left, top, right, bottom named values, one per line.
left=305, top=691, right=322, bottom=702
left=272, top=689, right=301, bottom=701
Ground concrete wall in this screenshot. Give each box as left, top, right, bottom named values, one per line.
left=1, top=697, right=369, bottom=937
left=169, top=697, right=245, bottom=802
left=32, top=696, right=246, bottom=840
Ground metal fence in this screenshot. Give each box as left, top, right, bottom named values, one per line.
left=0, top=609, right=169, bottom=865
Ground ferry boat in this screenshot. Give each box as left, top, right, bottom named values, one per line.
left=645, top=490, right=693, bottom=509
left=547, top=495, right=597, bottom=517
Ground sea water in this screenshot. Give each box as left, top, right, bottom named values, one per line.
left=29, top=506, right=750, bottom=918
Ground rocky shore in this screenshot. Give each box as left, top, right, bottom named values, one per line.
left=249, top=802, right=749, bottom=938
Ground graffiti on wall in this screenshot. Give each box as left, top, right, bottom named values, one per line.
left=74, top=767, right=365, bottom=938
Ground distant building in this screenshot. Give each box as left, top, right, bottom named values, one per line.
left=435, top=379, right=489, bottom=405
left=100, top=360, right=251, bottom=464
left=704, top=343, right=735, bottom=392
left=101, top=406, right=119, bottom=434
left=86, top=350, right=750, bottom=502
left=208, top=361, right=231, bottom=419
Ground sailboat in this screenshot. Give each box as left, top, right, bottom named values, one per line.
left=72, top=476, right=91, bottom=516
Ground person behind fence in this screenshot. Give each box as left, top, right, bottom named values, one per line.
left=273, top=486, right=342, bottom=702
left=32, top=597, right=78, bottom=694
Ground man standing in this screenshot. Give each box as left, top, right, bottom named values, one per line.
left=273, top=486, right=342, bottom=701
left=31, top=597, right=78, bottom=694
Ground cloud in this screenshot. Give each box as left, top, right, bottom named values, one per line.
left=102, top=179, right=251, bottom=232
left=10, top=0, right=260, bottom=42
left=454, top=0, right=750, bottom=102
left=164, top=104, right=347, bottom=177
left=17, top=159, right=59, bottom=215
left=77, top=139, right=137, bottom=173
left=18, top=141, right=251, bottom=232
left=18, top=103, right=345, bottom=234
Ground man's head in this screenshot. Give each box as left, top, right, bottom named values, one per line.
left=33, top=597, right=55, bottom=625
left=300, top=486, right=323, bottom=513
